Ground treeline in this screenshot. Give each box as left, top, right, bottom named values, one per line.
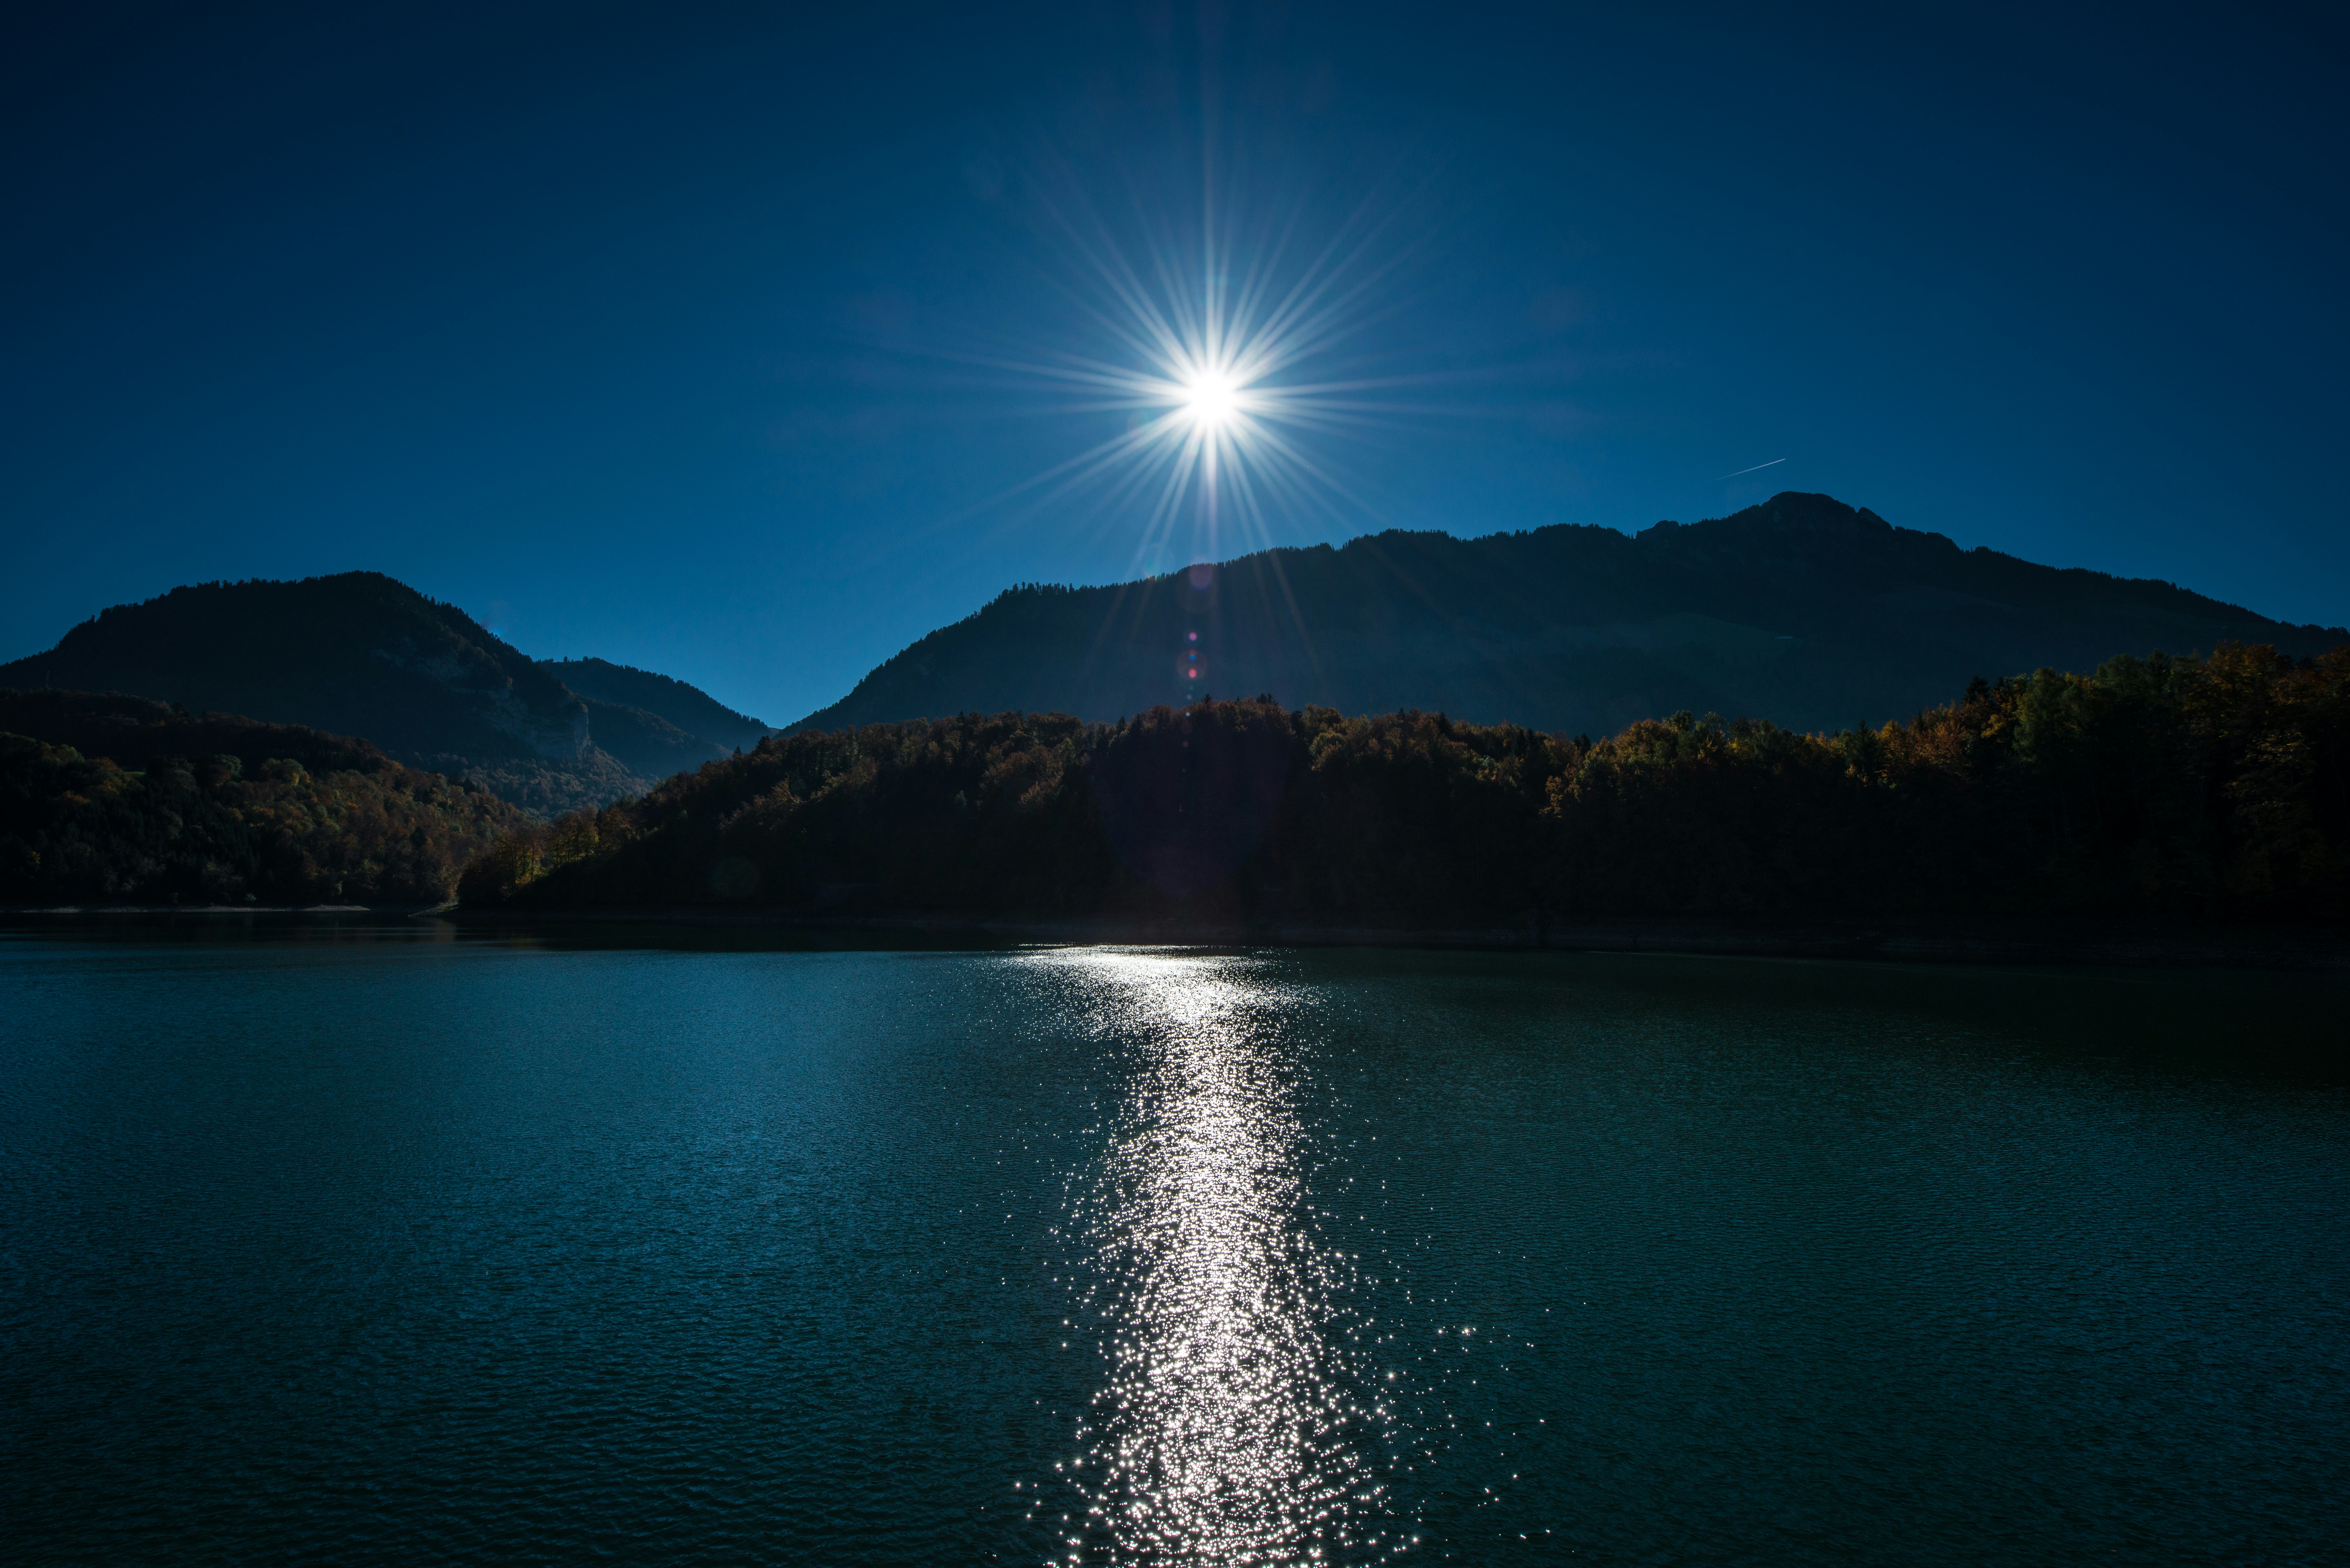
left=1, top=691, right=528, bottom=904
left=460, top=642, right=2350, bottom=926
left=0, top=689, right=389, bottom=778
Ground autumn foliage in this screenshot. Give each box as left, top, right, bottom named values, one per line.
left=1, top=698, right=528, bottom=904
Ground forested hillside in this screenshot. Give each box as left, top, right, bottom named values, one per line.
left=1, top=691, right=526, bottom=904
left=795, top=493, right=2348, bottom=739
left=466, top=642, right=2349, bottom=927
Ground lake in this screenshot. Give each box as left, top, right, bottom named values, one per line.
left=2, top=923, right=2344, bottom=1564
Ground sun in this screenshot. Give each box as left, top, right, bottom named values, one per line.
left=972, top=169, right=1422, bottom=573
left=1179, top=365, right=1249, bottom=430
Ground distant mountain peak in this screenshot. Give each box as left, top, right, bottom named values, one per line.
left=537, top=656, right=771, bottom=755
left=1640, top=494, right=1932, bottom=554
left=793, top=491, right=2345, bottom=736
left=0, top=572, right=751, bottom=814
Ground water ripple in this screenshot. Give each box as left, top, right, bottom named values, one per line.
left=1021, top=950, right=1401, bottom=1563
left=1, top=933, right=2343, bottom=1565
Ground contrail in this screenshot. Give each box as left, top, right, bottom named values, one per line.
left=1717, top=457, right=1786, bottom=479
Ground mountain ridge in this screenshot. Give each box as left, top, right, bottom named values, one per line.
left=793, top=492, right=2346, bottom=737
left=540, top=657, right=773, bottom=754
left=0, top=573, right=756, bottom=815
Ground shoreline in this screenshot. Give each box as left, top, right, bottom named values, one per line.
left=2, top=902, right=423, bottom=916
left=11, top=904, right=2345, bottom=973
left=457, top=908, right=2350, bottom=972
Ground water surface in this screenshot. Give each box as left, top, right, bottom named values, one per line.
left=3, top=924, right=2344, bottom=1563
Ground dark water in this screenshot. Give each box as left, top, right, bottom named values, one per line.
left=3, top=925, right=2345, bottom=1565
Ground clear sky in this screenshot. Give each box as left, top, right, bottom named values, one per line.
left=5, top=2, right=2343, bottom=724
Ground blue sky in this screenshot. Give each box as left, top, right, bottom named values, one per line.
left=4, top=2, right=2342, bottom=724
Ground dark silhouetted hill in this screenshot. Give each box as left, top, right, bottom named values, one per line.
left=541, top=657, right=773, bottom=754
left=0, top=573, right=630, bottom=812
left=793, top=493, right=2348, bottom=737
left=0, top=575, right=757, bottom=814
left=0, top=573, right=579, bottom=759
left=572, top=699, right=727, bottom=783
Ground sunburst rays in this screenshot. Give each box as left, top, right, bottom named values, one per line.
left=963, top=152, right=1437, bottom=576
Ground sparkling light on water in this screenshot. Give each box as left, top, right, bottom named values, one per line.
left=1026, top=950, right=1406, bottom=1564
left=8, top=939, right=2345, bottom=1564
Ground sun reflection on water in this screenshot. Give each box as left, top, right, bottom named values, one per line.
left=1024, top=949, right=1403, bottom=1564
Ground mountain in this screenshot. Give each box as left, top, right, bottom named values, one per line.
left=539, top=657, right=773, bottom=753
left=571, top=699, right=727, bottom=783
left=793, top=493, right=2348, bottom=737
left=0, top=573, right=741, bottom=815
